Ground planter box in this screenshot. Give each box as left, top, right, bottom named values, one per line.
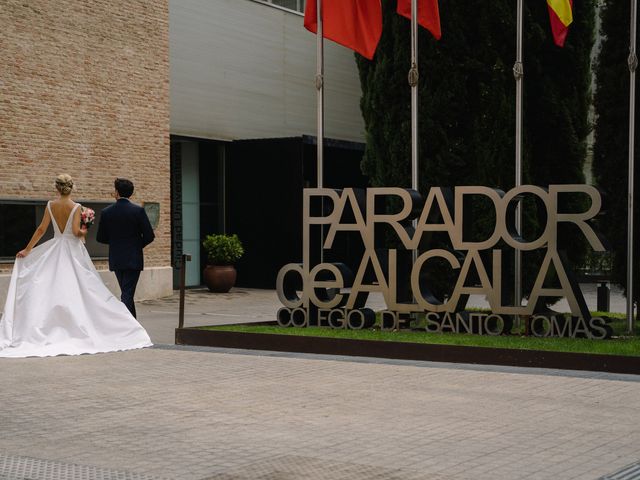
left=175, top=327, right=640, bottom=375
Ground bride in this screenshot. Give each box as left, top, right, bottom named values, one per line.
left=0, top=174, right=152, bottom=357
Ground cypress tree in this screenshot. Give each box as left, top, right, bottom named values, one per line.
left=524, top=0, right=595, bottom=271
left=356, top=0, right=595, bottom=302
left=593, top=0, right=639, bottom=303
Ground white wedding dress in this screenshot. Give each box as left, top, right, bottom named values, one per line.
left=0, top=202, right=152, bottom=358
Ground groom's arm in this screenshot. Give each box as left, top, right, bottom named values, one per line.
left=139, top=207, right=155, bottom=248
left=96, top=210, right=109, bottom=244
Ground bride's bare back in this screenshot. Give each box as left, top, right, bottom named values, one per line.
left=49, top=199, right=78, bottom=233
left=16, top=197, right=85, bottom=258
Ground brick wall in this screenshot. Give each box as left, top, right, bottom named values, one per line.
left=0, top=0, right=170, bottom=274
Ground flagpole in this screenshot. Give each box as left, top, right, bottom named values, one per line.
left=316, top=0, right=324, bottom=189
left=513, top=0, right=524, bottom=322
left=410, top=0, right=419, bottom=194
left=627, top=0, right=638, bottom=333
left=409, top=0, right=419, bottom=283
left=316, top=0, right=324, bottom=267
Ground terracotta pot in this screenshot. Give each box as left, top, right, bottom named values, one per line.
left=203, top=264, right=237, bottom=293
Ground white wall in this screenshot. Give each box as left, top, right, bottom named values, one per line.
left=170, top=0, right=365, bottom=143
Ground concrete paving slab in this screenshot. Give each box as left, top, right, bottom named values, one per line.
left=0, top=346, right=639, bottom=480
left=136, top=288, right=280, bottom=344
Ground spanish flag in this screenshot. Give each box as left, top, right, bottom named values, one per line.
left=396, top=0, right=441, bottom=40
left=547, top=0, right=573, bottom=47
left=304, top=0, right=383, bottom=60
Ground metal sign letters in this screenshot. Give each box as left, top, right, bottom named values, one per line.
left=276, top=186, right=612, bottom=339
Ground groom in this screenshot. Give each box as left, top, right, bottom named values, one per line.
left=96, top=178, right=155, bottom=318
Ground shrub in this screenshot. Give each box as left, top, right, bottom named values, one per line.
left=202, top=234, right=244, bottom=265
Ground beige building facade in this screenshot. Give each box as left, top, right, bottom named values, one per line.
left=1, top=0, right=366, bottom=302
left=0, top=0, right=173, bottom=303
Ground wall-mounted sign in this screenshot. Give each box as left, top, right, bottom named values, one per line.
left=276, top=186, right=612, bottom=339
left=143, top=202, right=160, bottom=230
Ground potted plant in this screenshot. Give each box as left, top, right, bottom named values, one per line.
left=202, top=234, right=245, bottom=293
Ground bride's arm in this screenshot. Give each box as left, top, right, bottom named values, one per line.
left=16, top=207, right=52, bottom=258
left=72, top=206, right=87, bottom=238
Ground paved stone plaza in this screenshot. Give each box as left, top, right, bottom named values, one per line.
left=1, top=346, right=640, bottom=479
left=0, top=287, right=639, bottom=480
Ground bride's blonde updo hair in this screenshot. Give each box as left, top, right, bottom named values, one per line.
left=55, top=174, right=74, bottom=195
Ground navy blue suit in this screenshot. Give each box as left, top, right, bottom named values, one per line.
left=96, top=198, right=155, bottom=318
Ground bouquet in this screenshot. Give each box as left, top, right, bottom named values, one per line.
left=80, top=207, right=95, bottom=243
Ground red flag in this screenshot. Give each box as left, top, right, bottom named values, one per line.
left=304, top=0, right=383, bottom=60
left=547, top=0, right=573, bottom=47
left=396, top=0, right=441, bottom=40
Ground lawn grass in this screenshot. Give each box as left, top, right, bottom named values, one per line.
left=199, top=317, right=640, bottom=357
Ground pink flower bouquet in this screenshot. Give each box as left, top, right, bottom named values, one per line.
left=79, top=207, right=95, bottom=243
left=80, top=206, right=95, bottom=229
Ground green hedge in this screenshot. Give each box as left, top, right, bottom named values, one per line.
left=593, top=0, right=639, bottom=303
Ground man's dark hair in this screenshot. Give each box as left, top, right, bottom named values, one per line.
left=115, top=178, right=134, bottom=198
